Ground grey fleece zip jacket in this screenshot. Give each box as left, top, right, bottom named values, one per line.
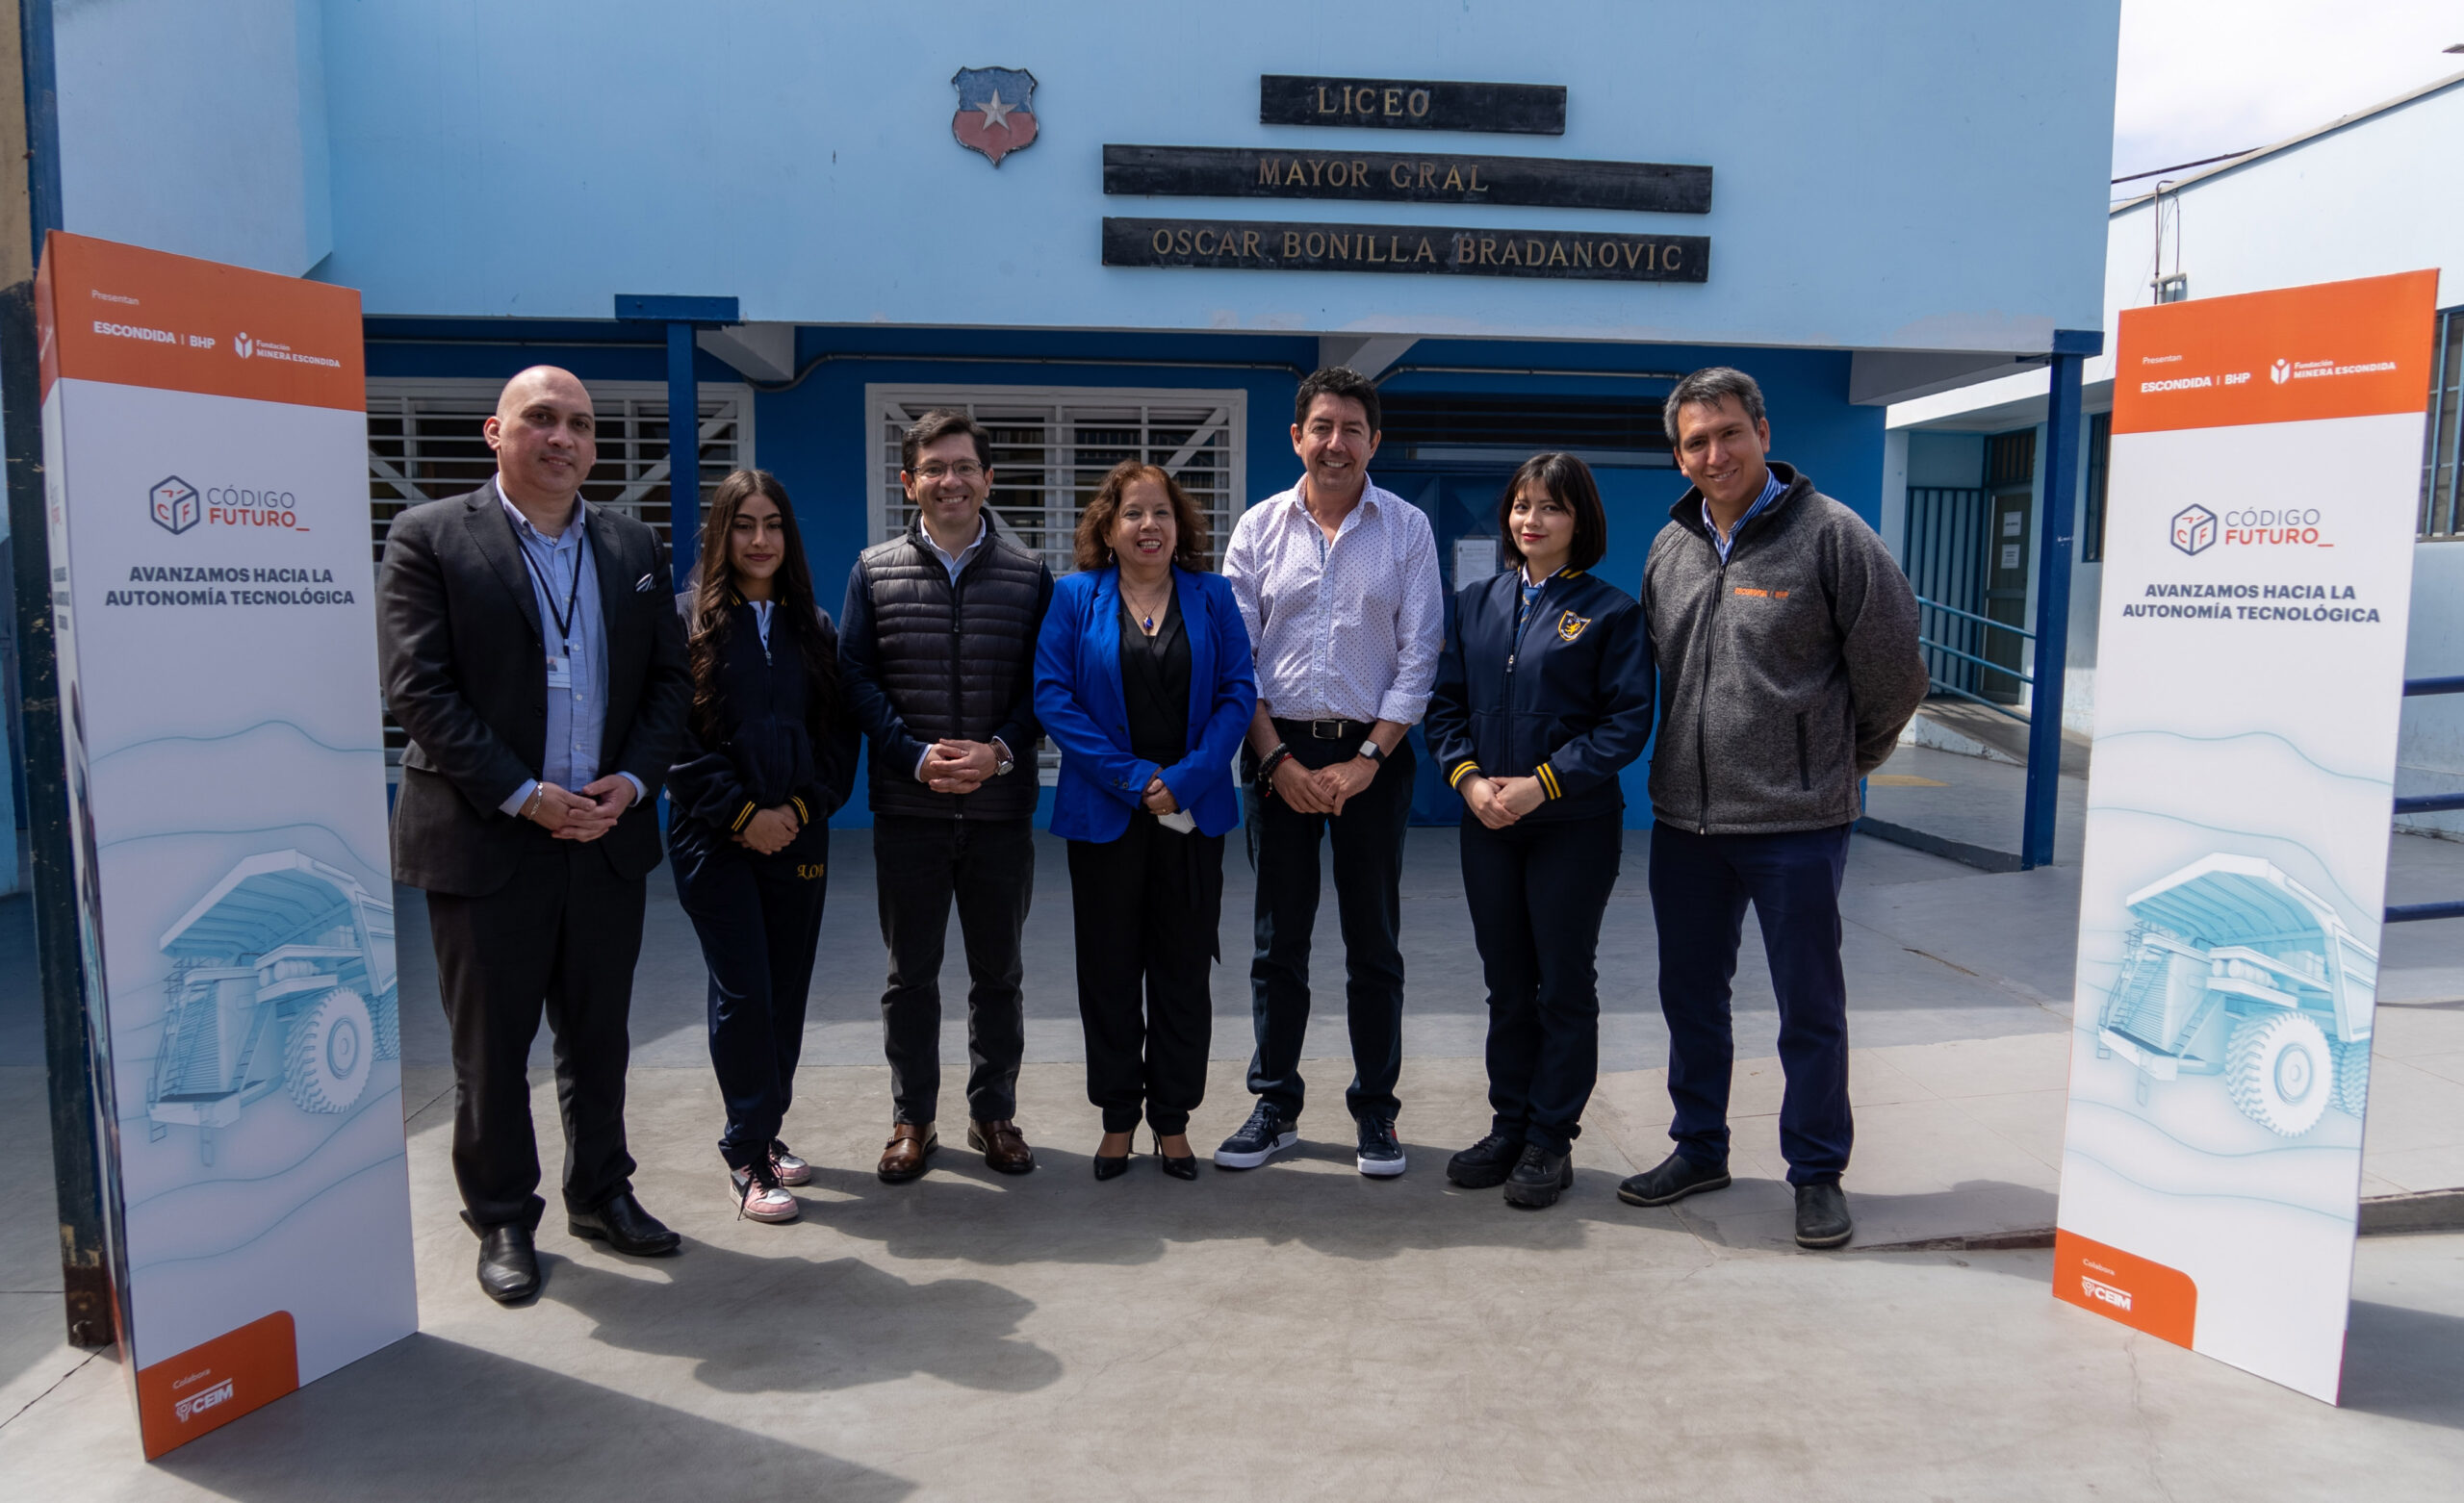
left=1641, top=463, right=1928, bottom=835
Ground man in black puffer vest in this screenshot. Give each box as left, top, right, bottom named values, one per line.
left=841, top=410, right=1054, bottom=1183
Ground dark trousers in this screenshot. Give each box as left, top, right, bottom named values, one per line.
left=425, top=837, right=646, bottom=1229
left=1068, top=815, right=1223, bottom=1135
left=673, top=834, right=831, bottom=1169
left=1461, top=812, right=1623, bottom=1156
left=1648, top=820, right=1854, bottom=1185
left=1247, top=732, right=1415, bottom=1124
left=874, top=815, right=1034, bottom=1125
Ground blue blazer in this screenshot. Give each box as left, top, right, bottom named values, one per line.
left=1034, top=565, right=1257, bottom=841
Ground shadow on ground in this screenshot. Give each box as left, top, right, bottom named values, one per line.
left=2342, top=1297, right=2464, bottom=1431
left=154, top=1333, right=914, bottom=1501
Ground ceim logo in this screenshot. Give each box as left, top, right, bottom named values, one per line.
left=2080, top=1275, right=2133, bottom=1312
left=149, top=475, right=201, bottom=535
left=173, top=1377, right=235, bottom=1423
left=2169, top=503, right=2218, bottom=556
left=2270, top=358, right=2291, bottom=385
left=234, top=332, right=253, bottom=359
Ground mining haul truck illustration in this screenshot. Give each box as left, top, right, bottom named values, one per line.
left=145, top=851, right=398, bottom=1158
left=2094, top=853, right=2374, bottom=1137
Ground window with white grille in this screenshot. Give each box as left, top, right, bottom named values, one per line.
left=868, top=385, right=1248, bottom=573
left=363, top=378, right=755, bottom=771
left=365, top=378, right=755, bottom=565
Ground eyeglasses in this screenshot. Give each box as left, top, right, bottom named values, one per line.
left=912, top=462, right=986, bottom=482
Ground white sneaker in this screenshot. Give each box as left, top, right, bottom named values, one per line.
left=732, top=1163, right=799, bottom=1223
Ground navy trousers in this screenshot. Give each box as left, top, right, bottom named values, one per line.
left=1460, top=812, right=1622, bottom=1156
left=673, top=834, right=831, bottom=1170
left=1247, top=733, right=1416, bottom=1125
left=1648, top=821, right=1854, bottom=1185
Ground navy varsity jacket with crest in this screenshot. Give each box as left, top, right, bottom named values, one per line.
left=1424, top=564, right=1656, bottom=824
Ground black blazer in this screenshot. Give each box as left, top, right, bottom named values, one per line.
left=377, top=485, right=691, bottom=895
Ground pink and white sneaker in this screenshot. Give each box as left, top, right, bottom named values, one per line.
left=732, top=1161, right=799, bottom=1223
left=769, top=1140, right=813, bottom=1186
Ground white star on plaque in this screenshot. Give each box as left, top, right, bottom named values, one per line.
left=978, top=90, right=1014, bottom=130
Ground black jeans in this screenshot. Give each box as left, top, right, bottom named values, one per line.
left=1461, top=811, right=1623, bottom=1156
left=873, top=815, right=1034, bottom=1125
left=1068, top=815, right=1223, bottom=1135
left=425, top=837, right=646, bottom=1229
left=672, top=833, right=831, bottom=1170
left=1246, top=731, right=1416, bottom=1125
left=1648, top=821, right=1855, bottom=1185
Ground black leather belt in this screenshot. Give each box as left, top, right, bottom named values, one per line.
left=1273, top=717, right=1372, bottom=741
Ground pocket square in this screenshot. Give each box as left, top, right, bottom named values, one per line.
left=634, top=573, right=656, bottom=593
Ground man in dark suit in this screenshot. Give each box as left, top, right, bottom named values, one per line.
left=378, top=366, right=692, bottom=1304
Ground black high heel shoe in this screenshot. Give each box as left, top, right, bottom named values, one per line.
left=1093, top=1134, right=1132, bottom=1182
left=1156, top=1131, right=1198, bottom=1181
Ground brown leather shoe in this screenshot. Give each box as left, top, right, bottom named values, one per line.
left=968, top=1118, right=1037, bottom=1175
left=878, top=1122, right=937, bottom=1184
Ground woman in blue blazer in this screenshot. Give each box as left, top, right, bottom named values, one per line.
left=1034, top=461, right=1257, bottom=1181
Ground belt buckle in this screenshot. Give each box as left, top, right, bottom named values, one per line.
left=1309, top=719, right=1347, bottom=740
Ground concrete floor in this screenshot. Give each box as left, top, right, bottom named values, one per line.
left=6, top=820, right=2464, bottom=1497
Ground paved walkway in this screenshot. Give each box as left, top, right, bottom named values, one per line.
left=4, top=820, right=2463, bottom=1496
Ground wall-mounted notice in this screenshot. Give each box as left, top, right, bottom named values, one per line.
left=2052, top=270, right=2437, bottom=1402
left=36, top=231, right=415, bottom=1457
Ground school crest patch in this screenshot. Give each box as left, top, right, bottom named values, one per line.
left=1555, top=609, right=1591, bottom=643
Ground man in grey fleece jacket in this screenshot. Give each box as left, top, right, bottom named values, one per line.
left=1616, top=367, right=1927, bottom=1250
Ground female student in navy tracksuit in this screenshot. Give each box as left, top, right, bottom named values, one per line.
left=1424, top=452, right=1656, bottom=1210
left=1034, top=460, right=1256, bottom=1181
left=669, top=470, right=859, bottom=1224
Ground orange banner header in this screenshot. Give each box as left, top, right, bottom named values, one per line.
left=36, top=231, right=363, bottom=412
left=2112, top=270, right=2438, bottom=435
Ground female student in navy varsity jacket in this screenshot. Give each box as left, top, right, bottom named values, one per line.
left=668, top=470, right=859, bottom=1223
left=1424, top=452, right=1655, bottom=1210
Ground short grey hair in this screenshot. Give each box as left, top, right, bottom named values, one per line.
left=1662, top=366, right=1767, bottom=443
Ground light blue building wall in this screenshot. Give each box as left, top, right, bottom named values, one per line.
left=42, top=0, right=2121, bottom=828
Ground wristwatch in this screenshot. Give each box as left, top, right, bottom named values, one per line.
left=1357, top=740, right=1384, bottom=764
left=991, top=739, right=1016, bottom=777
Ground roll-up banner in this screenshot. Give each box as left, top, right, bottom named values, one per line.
left=36, top=231, right=415, bottom=1456
left=2053, top=270, right=2438, bottom=1401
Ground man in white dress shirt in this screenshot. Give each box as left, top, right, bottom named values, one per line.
left=1216, top=367, right=1445, bottom=1177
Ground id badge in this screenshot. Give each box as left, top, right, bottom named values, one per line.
left=546, top=653, right=573, bottom=689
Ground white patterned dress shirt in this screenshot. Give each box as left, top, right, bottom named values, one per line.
left=1222, top=476, right=1445, bottom=726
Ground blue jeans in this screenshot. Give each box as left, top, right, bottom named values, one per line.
left=1648, top=821, right=1853, bottom=1185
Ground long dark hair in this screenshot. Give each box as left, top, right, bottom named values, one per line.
left=687, top=469, right=839, bottom=749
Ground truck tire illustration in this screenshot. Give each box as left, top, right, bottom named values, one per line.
left=2331, top=1037, right=2371, bottom=1117
left=284, top=986, right=373, bottom=1113
left=144, top=850, right=399, bottom=1153
left=2094, top=853, right=2374, bottom=1137
left=2223, top=1009, right=2330, bottom=1137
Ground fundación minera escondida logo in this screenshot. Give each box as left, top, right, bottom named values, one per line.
left=2169, top=503, right=2218, bottom=556
left=149, top=475, right=201, bottom=535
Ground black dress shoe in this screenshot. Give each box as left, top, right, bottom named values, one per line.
left=1092, top=1147, right=1132, bottom=1182
left=476, top=1223, right=541, bottom=1305
left=1502, top=1144, right=1574, bottom=1210
left=1155, top=1132, right=1198, bottom=1182
left=568, top=1191, right=682, bottom=1256
left=1794, top=1179, right=1853, bottom=1249
left=1615, top=1151, right=1732, bottom=1208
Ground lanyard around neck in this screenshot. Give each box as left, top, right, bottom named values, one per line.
left=519, top=525, right=587, bottom=649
